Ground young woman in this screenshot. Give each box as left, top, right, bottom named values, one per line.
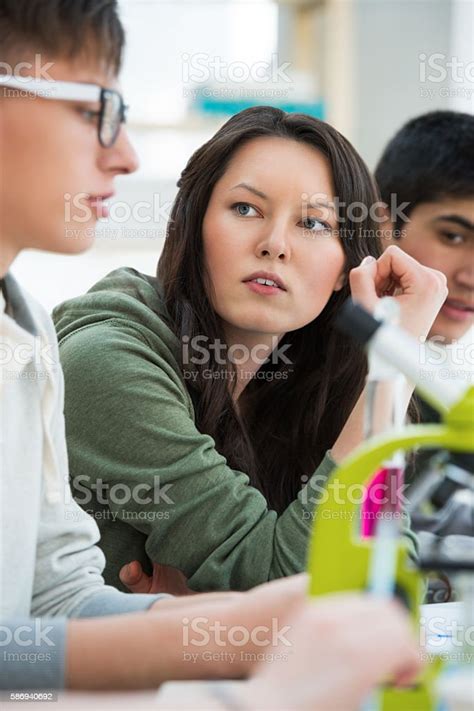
left=54, top=107, right=447, bottom=592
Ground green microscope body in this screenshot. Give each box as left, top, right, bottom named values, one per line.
left=307, top=302, right=474, bottom=711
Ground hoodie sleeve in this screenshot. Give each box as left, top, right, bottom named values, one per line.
left=56, top=319, right=342, bottom=592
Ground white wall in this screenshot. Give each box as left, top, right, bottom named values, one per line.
left=13, top=0, right=278, bottom=312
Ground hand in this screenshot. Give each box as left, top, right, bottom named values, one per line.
left=119, top=560, right=195, bottom=596
left=349, top=245, right=447, bottom=340
left=150, top=571, right=308, bottom=617
left=241, top=593, right=423, bottom=711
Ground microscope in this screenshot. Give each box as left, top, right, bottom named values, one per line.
left=307, top=300, right=473, bottom=711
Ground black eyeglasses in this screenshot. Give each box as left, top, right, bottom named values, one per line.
left=0, top=75, right=128, bottom=148
left=98, top=88, right=128, bottom=147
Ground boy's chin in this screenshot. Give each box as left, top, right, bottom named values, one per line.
left=47, top=225, right=96, bottom=255
left=429, top=314, right=473, bottom=345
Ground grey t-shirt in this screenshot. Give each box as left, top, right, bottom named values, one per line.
left=0, top=274, right=169, bottom=691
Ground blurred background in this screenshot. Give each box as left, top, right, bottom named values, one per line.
left=13, top=0, right=473, bottom=317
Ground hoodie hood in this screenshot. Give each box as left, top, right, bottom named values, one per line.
left=53, top=267, right=181, bottom=366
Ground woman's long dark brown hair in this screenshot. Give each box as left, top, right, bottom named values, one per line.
left=158, top=106, right=382, bottom=513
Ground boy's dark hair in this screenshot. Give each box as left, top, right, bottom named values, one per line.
left=0, top=0, right=125, bottom=74
left=375, top=111, right=474, bottom=231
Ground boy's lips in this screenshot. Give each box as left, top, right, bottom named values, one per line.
left=87, top=192, right=114, bottom=219
left=441, top=297, right=474, bottom=322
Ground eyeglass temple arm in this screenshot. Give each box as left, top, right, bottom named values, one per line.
left=0, top=75, right=101, bottom=102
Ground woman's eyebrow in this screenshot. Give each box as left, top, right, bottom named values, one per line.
left=229, top=183, right=336, bottom=214
left=307, top=198, right=336, bottom=214
left=230, top=183, right=268, bottom=200
left=434, top=214, right=474, bottom=232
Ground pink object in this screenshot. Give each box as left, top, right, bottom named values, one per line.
left=361, top=466, right=404, bottom=538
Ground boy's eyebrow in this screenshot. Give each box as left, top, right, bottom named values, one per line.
left=434, top=214, right=474, bottom=232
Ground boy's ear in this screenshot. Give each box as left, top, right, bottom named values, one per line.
left=377, top=203, right=397, bottom=249
left=334, top=270, right=346, bottom=292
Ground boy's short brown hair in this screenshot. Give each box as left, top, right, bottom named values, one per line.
left=0, top=0, right=125, bottom=74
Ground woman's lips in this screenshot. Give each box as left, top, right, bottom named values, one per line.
left=245, top=280, right=286, bottom=296
left=441, top=298, right=474, bottom=322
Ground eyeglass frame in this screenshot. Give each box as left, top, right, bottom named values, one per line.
left=0, top=75, right=128, bottom=148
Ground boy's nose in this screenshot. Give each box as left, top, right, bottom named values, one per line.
left=455, top=259, right=474, bottom=290
left=101, top=126, right=140, bottom=175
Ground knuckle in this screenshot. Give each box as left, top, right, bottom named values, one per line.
left=385, top=244, right=401, bottom=257
left=348, top=269, right=362, bottom=285
left=424, top=268, right=447, bottom=291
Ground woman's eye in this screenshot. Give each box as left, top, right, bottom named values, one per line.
left=300, top=216, right=330, bottom=234
left=441, top=231, right=464, bottom=245
left=232, top=202, right=259, bottom=217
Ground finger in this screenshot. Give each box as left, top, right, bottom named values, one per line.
left=119, top=560, right=152, bottom=593
left=393, top=664, right=423, bottom=688
left=349, top=256, right=379, bottom=311
left=376, top=246, right=448, bottom=306
left=373, top=245, right=424, bottom=294
left=148, top=563, right=195, bottom=596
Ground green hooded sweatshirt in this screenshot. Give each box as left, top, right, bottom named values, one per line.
left=53, top=267, right=348, bottom=592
